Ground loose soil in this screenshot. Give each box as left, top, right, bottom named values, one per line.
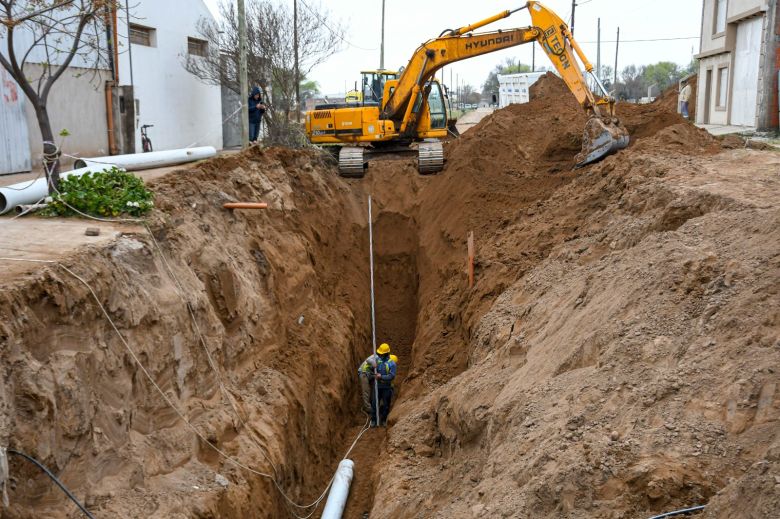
left=0, top=74, right=778, bottom=519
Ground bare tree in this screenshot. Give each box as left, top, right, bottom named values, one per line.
left=182, top=0, right=344, bottom=146
left=0, top=0, right=118, bottom=189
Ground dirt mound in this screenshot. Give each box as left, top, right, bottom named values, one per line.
left=0, top=147, right=375, bottom=518
left=364, top=73, right=778, bottom=518
left=446, top=73, right=714, bottom=175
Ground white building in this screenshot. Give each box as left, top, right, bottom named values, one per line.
left=694, top=0, right=779, bottom=129
left=497, top=72, right=547, bottom=108
left=117, top=1, right=223, bottom=153
left=0, top=0, right=222, bottom=174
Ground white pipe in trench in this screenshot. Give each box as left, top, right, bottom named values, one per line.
left=320, top=459, right=355, bottom=519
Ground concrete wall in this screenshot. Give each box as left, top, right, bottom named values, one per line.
left=22, top=64, right=110, bottom=168
left=728, top=0, right=769, bottom=20
left=116, top=0, right=222, bottom=152
left=758, top=0, right=779, bottom=129
left=700, top=0, right=730, bottom=53
left=696, top=54, right=733, bottom=125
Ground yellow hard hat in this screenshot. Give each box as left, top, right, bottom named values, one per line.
left=377, top=343, right=391, bottom=355
left=390, top=354, right=398, bottom=363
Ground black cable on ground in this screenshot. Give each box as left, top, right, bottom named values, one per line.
left=648, top=505, right=706, bottom=519
left=6, top=449, right=96, bottom=519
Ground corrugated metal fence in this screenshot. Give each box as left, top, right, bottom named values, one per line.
left=0, top=68, right=31, bottom=175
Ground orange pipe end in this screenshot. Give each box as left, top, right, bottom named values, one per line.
left=223, top=202, right=269, bottom=210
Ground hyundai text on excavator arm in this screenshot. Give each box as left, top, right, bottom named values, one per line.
left=305, top=1, right=629, bottom=177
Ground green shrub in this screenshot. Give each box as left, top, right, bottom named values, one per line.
left=43, top=168, right=154, bottom=218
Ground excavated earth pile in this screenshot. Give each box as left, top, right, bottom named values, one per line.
left=0, top=73, right=778, bottom=519
left=368, top=74, right=780, bottom=518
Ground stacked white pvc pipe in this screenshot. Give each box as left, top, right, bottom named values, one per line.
left=73, top=146, right=216, bottom=171
left=320, top=459, right=355, bottom=519
left=0, top=164, right=119, bottom=215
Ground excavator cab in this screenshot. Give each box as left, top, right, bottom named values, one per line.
left=361, top=70, right=398, bottom=106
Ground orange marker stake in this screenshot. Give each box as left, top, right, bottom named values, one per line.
left=223, top=202, right=268, bottom=210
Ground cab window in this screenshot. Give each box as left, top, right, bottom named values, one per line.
left=427, top=82, right=446, bottom=129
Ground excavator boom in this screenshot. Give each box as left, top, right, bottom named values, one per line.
left=381, top=1, right=629, bottom=166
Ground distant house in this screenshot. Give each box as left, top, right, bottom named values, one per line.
left=694, top=0, right=779, bottom=129
left=0, top=0, right=222, bottom=174
left=497, top=72, right=547, bottom=108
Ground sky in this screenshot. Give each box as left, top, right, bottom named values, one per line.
left=204, top=0, right=703, bottom=95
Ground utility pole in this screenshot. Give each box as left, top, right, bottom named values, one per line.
left=238, top=0, right=248, bottom=147
left=456, top=72, right=459, bottom=108
left=380, top=0, right=385, bottom=69
left=294, top=0, right=300, bottom=122
left=614, top=27, right=620, bottom=89
left=596, top=17, right=601, bottom=81
left=532, top=42, right=535, bottom=72
left=570, top=0, right=576, bottom=35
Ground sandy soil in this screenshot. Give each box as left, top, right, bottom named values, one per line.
left=0, top=74, right=777, bottom=519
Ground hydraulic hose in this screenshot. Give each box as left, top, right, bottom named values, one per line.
left=6, top=449, right=96, bottom=519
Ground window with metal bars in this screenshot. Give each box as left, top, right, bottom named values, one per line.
left=129, top=24, right=154, bottom=47
left=187, top=37, right=208, bottom=57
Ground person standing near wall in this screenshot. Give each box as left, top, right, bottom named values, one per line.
left=679, top=79, right=692, bottom=120
left=248, top=86, right=266, bottom=142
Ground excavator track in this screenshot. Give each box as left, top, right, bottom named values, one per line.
left=417, top=141, right=444, bottom=174
left=338, top=147, right=367, bottom=178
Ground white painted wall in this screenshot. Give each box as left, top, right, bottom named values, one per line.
left=117, top=0, right=222, bottom=152
left=731, top=17, right=763, bottom=126
left=696, top=54, right=732, bottom=125
left=498, top=72, right=547, bottom=108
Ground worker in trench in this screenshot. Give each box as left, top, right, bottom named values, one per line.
left=358, top=344, right=397, bottom=427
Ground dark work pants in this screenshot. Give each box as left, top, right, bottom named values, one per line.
left=249, top=121, right=261, bottom=142
left=371, top=386, right=394, bottom=425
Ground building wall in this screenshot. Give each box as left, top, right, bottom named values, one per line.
left=728, top=0, right=769, bottom=19
left=498, top=72, right=546, bottom=108
left=697, top=54, right=733, bottom=125
left=696, top=0, right=777, bottom=128
left=22, top=64, right=110, bottom=168
left=758, top=0, right=779, bottom=129
left=700, top=0, right=729, bottom=53
left=116, top=0, right=222, bottom=152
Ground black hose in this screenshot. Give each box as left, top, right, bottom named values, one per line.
left=7, top=449, right=96, bottom=519
left=648, top=505, right=706, bottom=519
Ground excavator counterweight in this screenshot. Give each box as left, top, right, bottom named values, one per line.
left=305, top=1, right=629, bottom=177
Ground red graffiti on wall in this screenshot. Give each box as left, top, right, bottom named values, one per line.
left=2, top=70, right=19, bottom=104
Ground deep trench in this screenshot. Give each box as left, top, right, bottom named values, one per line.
left=1, top=156, right=433, bottom=519
left=339, top=211, right=420, bottom=519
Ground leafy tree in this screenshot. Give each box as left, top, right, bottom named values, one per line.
left=0, top=0, right=121, bottom=190
left=300, top=79, right=320, bottom=106
left=482, top=57, right=532, bottom=96
left=643, top=61, right=681, bottom=94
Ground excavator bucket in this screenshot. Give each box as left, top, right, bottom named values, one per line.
left=575, top=117, right=630, bottom=167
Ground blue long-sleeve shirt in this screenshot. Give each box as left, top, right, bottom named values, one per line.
left=376, top=358, right=396, bottom=388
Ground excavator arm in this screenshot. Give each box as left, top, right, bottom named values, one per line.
left=383, top=1, right=629, bottom=166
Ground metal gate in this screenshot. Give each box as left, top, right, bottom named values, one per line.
left=731, top=16, right=763, bottom=127
left=0, top=68, right=31, bottom=174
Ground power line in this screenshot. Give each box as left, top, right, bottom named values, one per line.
left=579, top=36, right=700, bottom=43
left=298, top=0, right=378, bottom=51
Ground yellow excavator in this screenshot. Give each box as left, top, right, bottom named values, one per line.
left=305, top=1, right=629, bottom=177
